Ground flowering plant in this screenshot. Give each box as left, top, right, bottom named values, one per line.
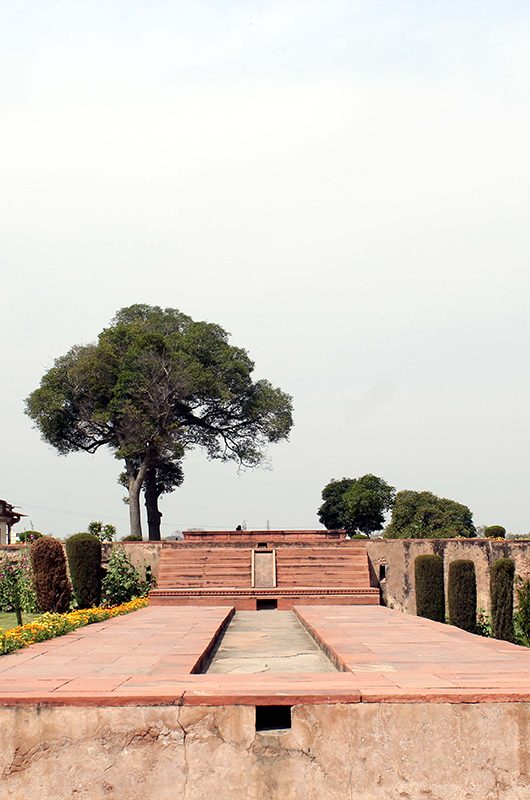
left=0, top=552, right=38, bottom=618
left=0, top=597, right=148, bottom=655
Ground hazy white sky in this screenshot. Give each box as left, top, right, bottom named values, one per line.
left=2, top=1, right=530, bottom=537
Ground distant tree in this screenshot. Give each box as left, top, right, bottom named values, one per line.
left=484, top=525, right=506, bottom=539
left=17, top=531, right=43, bottom=543
left=318, top=475, right=395, bottom=536
left=87, top=521, right=117, bottom=542
left=318, top=478, right=355, bottom=530
left=384, top=490, right=475, bottom=539
left=25, top=305, right=293, bottom=540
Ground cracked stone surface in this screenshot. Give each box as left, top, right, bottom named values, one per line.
left=205, top=611, right=337, bottom=674
left=1, top=703, right=530, bottom=799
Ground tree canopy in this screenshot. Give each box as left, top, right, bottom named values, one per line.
left=384, top=490, right=476, bottom=539
left=26, top=304, right=293, bottom=538
left=318, top=474, right=396, bottom=536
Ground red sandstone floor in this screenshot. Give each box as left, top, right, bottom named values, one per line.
left=1, top=605, right=530, bottom=705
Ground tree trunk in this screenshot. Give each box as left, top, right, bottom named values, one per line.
left=144, top=467, right=162, bottom=541
left=126, top=459, right=147, bottom=539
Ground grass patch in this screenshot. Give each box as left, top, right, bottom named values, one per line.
left=0, top=612, right=40, bottom=631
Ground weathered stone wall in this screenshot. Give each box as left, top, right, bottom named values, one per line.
left=1, top=702, right=529, bottom=799
left=366, top=539, right=530, bottom=615
left=5, top=538, right=530, bottom=618
left=102, top=541, right=162, bottom=581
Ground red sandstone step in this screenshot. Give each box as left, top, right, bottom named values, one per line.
left=149, top=586, right=380, bottom=609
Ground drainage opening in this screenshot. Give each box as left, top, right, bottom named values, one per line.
left=256, top=599, right=277, bottom=610
left=379, top=564, right=386, bottom=581
left=255, top=705, right=292, bottom=732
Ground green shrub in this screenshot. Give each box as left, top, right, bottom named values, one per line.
left=0, top=552, right=38, bottom=614
left=491, top=558, right=515, bottom=642
left=17, top=531, right=43, bottom=543
left=121, top=534, right=143, bottom=542
left=484, top=525, right=506, bottom=539
left=515, top=577, right=530, bottom=646
left=414, top=554, right=445, bottom=622
left=101, top=546, right=148, bottom=606
left=65, top=533, right=102, bottom=609
left=30, top=537, right=71, bottom=613
left=448, top=560, right=477, bottom=632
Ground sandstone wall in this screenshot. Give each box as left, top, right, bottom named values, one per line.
left=1, top=702, right=529, bottom=799
left=102, top=540, right=162, bottom=581
left=366, top=538, right=530, bottom=615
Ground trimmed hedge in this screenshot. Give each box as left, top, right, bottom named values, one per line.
left=65, top=533, right=102, bottom=609
left=448, top=560, right=476, bottom=632
left=491, top=558, right=515, bottom=642
left=415, top=554, right=445, bottom=622
left=484, top=525, right=506, bottom=539
left=30, top=537, right=71, bottom=613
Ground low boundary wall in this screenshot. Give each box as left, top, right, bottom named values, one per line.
left=2, top=703, right=529, bottom=799
left=3, top=537, right=530, bottom=617
left=366, top=538, right=530, bottom=615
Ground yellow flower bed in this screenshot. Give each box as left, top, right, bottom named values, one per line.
left=0, top=597, right=148, bottom=655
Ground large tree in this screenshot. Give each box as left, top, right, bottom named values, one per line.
left=318, top=474, right=395, bottom=536
left=384, top=490, right=476, bottom=539
left=26, top=305, right=293, bottom=538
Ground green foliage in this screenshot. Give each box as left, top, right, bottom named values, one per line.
left=318, top=475, right=395, bottom=535
left=514, top=577, right=530, bottom=647
left=65, top=533, right=102, bottom=609
left=0, top=559, right=22, bottom=623
left=0, top=552, right=38, bottom=615
left=87, top=521, right=117, bottom=542
left=30, top=538, right=71, bottom=613
left=101, top=546, right=149, bottom=606
left=121, top=534, right=143, bottom=541
left=475, top=608, right=493, bottom=638
left=484, top=525, right=506, bottom=539
left=318, top=479, right=354, bottom=529
left=17, top=531, right=43, bottom=543
left=414, top=554, right=445, bottom=623
left=491, top=558, right=515, bottom=642
left=384, top=490, right=476, bottom=539
left=448, top=560, right=477, bottom=632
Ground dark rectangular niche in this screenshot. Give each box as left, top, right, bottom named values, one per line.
left=255, top=705, right=292, bottom=732
left=256, top=599, right=278, bottom=610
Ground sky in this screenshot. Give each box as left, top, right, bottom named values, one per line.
left=1, top=1, right=530, bottom=537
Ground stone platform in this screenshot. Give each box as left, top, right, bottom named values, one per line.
left=2, top=605, right=530, bottom=799
left=2, top=605, right=530, bottom=704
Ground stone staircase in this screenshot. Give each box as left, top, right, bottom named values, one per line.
left=157, top=547, right=252, bottom=589
left=275, top=544, right=370, bottom=588
left=150, top=537, right=380, bottom=609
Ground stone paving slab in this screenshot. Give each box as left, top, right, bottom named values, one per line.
left=295, top=605, right=530, bottom=701
left=1, top=605, right=530, bottom=705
